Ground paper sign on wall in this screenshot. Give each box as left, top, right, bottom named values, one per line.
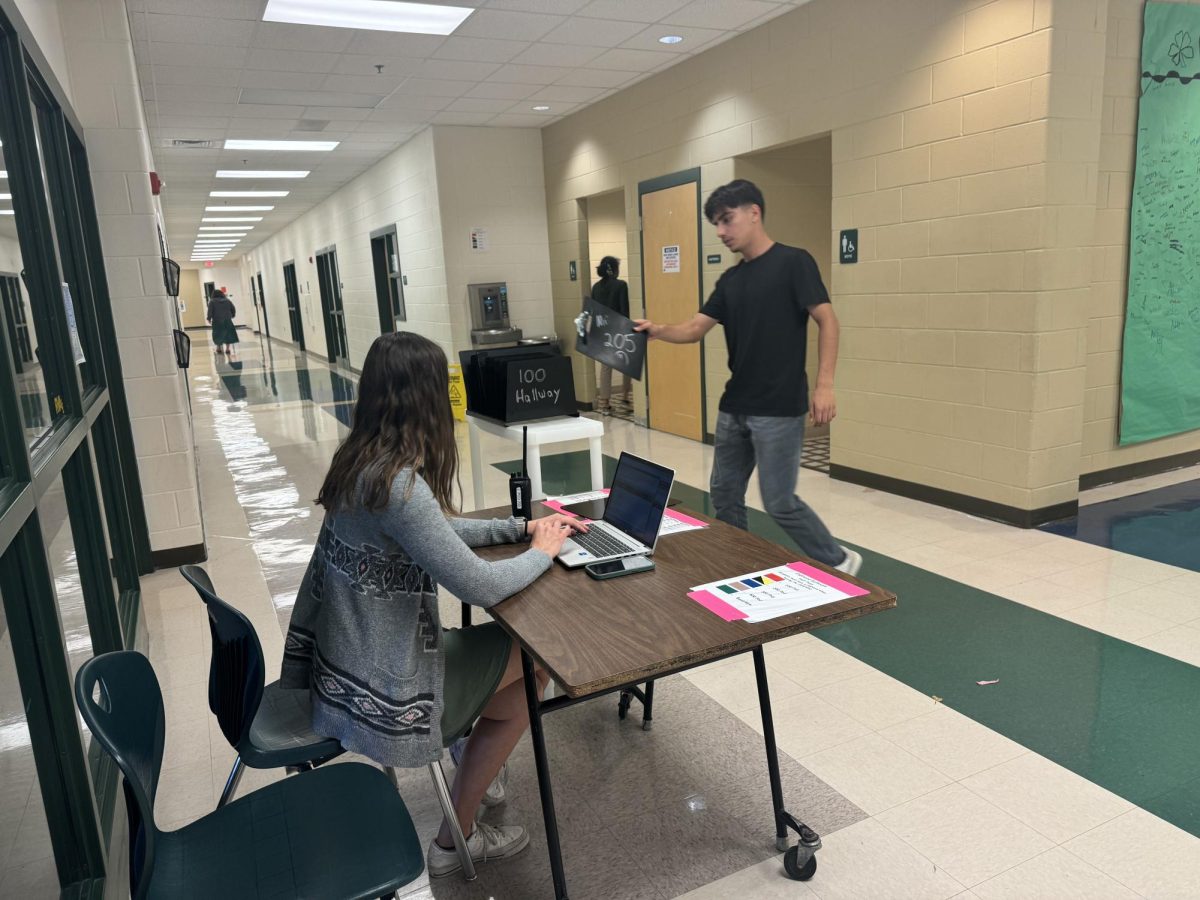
left=661, top=244, right=680, bottom=273
left=61, top=283, right=86, bottom=365
left=470, top=227, right=489, bottom=252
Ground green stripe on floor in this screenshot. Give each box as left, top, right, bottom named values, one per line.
left=495, top=451, right=1200, bottom=837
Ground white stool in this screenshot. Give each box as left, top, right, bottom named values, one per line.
left=467, top=415, right=605, bottom=508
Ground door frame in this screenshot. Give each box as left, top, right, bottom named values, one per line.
left=369, top=224, right=405, bottom=334
left=282, top=259, right=305, bottom=352
left=256, top=271, right=269, bottom=339
left=637, top=167, right=709, bottom=441
left=314, top=244, right=348, bottom=367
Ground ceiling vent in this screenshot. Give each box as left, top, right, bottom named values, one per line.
left=162, top=138, right=221, bottom=149
left=294, top=119, right=330, bottom=132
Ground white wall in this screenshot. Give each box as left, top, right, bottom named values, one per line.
left=12, top=0, right=73, bottom=106
left=432, top=126, right=555, bottom=348
left=242, top=128, right=447, bottom=364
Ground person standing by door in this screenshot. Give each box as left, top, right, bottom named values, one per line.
left=634, top=179, right=861, bottom=576
left=207, top=287, right=239, bottom=357
left=590, top=256, right=631, bottom=417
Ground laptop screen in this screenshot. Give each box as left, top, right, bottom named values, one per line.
left=603, top=453, right=674, bottom=548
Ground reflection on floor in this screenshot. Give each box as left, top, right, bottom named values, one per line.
left=1041, top=478, right=1200, bottom=575
left=127, top=331, right=1200, bottom=899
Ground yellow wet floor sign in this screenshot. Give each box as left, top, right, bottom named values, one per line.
left=448, top=364, right=466, bottom=421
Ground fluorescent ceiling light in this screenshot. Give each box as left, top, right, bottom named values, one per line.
left=0, top=193, right=10, bottom=200
left=262, top=0, right=473, bottom=35
left=195, top=240, right=240, bottom=244
left=0, top=210, right=13, bottom=216
left=202, top=217, right=263, bottom=222
left=199, top=225, right=253, bottom=230
left=211, top=191, right=290, bottom=197
left=216, top=170, right=309, bottom=179
left=659, top=35, right=683, bottom=44
left=206, top=205, right=274, bottom=211
left=224, top=139, right=339, bottom=151
left=532, top=105, right=550, bottom=111
left=0, top=171, right=7, bottom=178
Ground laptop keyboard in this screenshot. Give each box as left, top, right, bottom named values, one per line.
left=570, top=525, right=638, bottom=557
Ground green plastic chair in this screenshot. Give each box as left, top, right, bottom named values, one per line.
left=75, top=650, right=424, bottom=900
left=179, top=565, right=343, bottom=806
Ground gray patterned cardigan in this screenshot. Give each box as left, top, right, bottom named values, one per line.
left=280, top=468, right=551, bottom=767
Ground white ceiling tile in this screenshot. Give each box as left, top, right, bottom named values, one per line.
left=139, top=64, right=241, bottom=87
left=386, top=78, right=474, bottom=99
left=588, top=47, right=674, bottom=71
left=487, top=0, right=590, bottom=12
left=465, top=82, right=540, bottom=101
left=343, top=31, right=447, bottom=57
left=152, top=83, right=240, bottom=104
left=244, top=48, right=341, bottom=74
left=509, top=43, right=604, bottom=68
left=539, top=17, right=644, bottom=48
left=238, top=88, right=384, bottom=108
left=661, top=0, right=782, bottom=30
left=505, top=99, right=579, bottom=116
left=149, top=42, right=248, bottom=68
left=432, top=111, right=496, bottom=125
left=446, top=96, right=517, bottom=114
left=575, top=0, right=690, bottom=23
left=621, top=23, right=725, bottom=52
left=131, top=0, right=261, bottom=17
left=149, top=116, right=233, bottom=133
left=454, top=9, right=566, bottom=41
left=300, top=107, right=374, bottom=121
left=145, top=99, right=237, bottom=118
left=330, top=55, right=425, bottom=78
left=416, top=59, right=501, bottom=82
left=553, top=67, right=634, bottom=88
left=487, top=113, right=552, bottom=127
left=145, top=13, right=252, bottom=46
left=530, top=84, right=607, bottom=103
left=228, top=103, right=307, bottom=119
left=252, top=21, right=356, bottom=53
left=374, top=92, right=455, bottom=111
left=319, top=73, right=406, bottom=94
left=489, top=63, right=572, bottom=85
left=239, top=70, right=328, bottom=91
left=366, top=106, right=442, bottom=124
left=433, top=36, right=530, bottom=64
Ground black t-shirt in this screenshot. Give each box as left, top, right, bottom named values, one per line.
left=700, top=243, right=830, bottom=417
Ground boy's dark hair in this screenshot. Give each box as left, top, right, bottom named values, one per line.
left=703, top=179, right=765, bottom=223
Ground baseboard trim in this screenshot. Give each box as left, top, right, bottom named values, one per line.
left=151, top=543, right=207, bottom=569
left=829, top=464, right=1078, bottom=528
left=1080, top=447, right=1200, bottom=491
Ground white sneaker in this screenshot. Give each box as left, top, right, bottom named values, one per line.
left=426, top=820, right=530, bottom=878
left=834, top=546, right=862, bottom=577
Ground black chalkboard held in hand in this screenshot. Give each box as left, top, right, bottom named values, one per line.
left=503, top=356, right=576, bottom=422
left=574, top=298, right=646, bottom=380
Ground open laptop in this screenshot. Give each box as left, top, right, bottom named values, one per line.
left=556, top=452, right=675, bottom=568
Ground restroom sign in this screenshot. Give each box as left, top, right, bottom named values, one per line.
left=662, top=244, right=680, bottom=273
left=839, top=229, right=858, bottom=264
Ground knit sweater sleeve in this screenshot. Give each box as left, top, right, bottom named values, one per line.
left=384, top=471, right=551, bottom=608
left=448, top=515, right=525, bottom=548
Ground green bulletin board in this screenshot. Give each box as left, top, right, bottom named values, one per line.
left=1121, top=3, right=1200, bottom=444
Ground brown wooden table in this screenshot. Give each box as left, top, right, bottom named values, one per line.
left=471, top=503, right=897, bottom=899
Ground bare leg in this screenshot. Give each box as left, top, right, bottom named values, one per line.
left=436, top=643, right=547, bottom=849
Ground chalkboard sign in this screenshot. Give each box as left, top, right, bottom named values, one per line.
left=504, top=356, right=577, bottom=422
left=574, top=297, right=647, bottom=380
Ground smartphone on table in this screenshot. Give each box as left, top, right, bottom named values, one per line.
left=585, top=556, right=656, bottom=580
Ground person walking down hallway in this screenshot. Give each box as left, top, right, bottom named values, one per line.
left=635, top=179, right=861, bottom=576
left=590, top=256, right=631, bottom=417
left=207, top=288, right=239, bottom=356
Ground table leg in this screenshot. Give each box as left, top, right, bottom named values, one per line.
left=469, top=419, right=484, bottom=509
left=588, top=435, right=603, bottom=490
left=527, top=443, right=543, bottom=501
left=521, top=649, right=569, bottom=899
left=753, top=646, right=789, bottom=850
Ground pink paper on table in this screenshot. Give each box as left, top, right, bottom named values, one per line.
left=540, top=489, right=611, bottom=518
left=786, top=561, right=869, bottom=597
left=687, top=590, right=748, bottom=621
left=665, top=508, right=707, bottom=527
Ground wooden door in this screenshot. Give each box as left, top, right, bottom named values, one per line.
left=641, top=178, right=702, bottom=441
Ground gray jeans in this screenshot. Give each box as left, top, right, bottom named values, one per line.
left=710, top=412, right=843, bottom=566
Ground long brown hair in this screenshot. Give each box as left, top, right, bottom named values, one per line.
left=317, top=332, right=458, bottom=513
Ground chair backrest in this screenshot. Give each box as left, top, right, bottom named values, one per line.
left=74, top=651, right=165, bottom=900
left=179, top=564, right=267, bottom=750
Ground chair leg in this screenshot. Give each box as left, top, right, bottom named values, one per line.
left=427, top=761, right=477, bottom=881
left=217, top=756, right=245, bottom=808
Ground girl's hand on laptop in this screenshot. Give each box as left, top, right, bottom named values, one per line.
left=529, top=515, right=587, bottom=556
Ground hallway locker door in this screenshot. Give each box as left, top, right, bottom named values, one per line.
left=282, top=260, right=305, bottom=351
left=640, top=173, right=703, bottom=441
left=315, top=246, right=349, bottom=368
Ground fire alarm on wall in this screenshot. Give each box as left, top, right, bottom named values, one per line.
left=149, top=172, right=163, bottom=195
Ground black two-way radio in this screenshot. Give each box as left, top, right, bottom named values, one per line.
left=509, top=426, right=532, bottom=520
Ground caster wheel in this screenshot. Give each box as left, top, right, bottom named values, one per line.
left=783, top=846, right=817, bottom=881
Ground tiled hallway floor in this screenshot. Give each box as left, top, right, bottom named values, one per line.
left=128, top=331, right=1200, bottom=899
